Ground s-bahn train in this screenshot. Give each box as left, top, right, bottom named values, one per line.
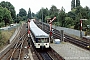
left=28, top=19, right=50, bottom=48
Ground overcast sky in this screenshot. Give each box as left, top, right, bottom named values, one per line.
left=0, top=0, right=90, bottom=14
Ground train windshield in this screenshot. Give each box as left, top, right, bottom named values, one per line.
left=38, top=38, right=49, bottom=43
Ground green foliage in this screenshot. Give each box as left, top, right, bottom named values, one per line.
left=0, top=1, right=17, bottom=27
left=22, top=16, right=27, bottom=20
left=36, top=8, right=49, bottom=22
left=27, top=8, right=31, bottom=19
left=74, top=21, right=80, bottom=30
left=76, top=0, right=80, bottom=7
left=36, top=5, right=59, bottom=22
left=14, top=14, right=20, bottom=23
left=32, top=12, right=36, bottom=18
left=67, top=9, right=76, bottom=20
left=18, top=8, right=27, bottom=21
left=87, top=10, right=90, bottom=19
left=0, top=6, right=3, bottom=22
left=45, top=16, right=51, bottom=23
left=58, top=7, right=66, bottom=27
left=0, top=29, right=1, bottom=35
left=65, top=17, right=73, bottom=28
left=19, top=8, right=27, bottom=17
left=71, top=0, right=75, bottom=10
left=49, top=5, right=59, bottom=17
left=0, top=21, right=5, bottom=27
left=0, top=31, right=2, bottom=46
left=54, top=22, right=61, bottom=26
left=0, top=1, right=16, bottom=19
left=0, top=6, right=12, bottom=26
left=35, top=1, right=90, bottom=30
left=3, top=8, right=12, bottom=26
left=71, top=0, right=80, bottom=10
left=16, top=15, right=22, bottom=23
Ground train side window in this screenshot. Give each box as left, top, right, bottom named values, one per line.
left=36, top=38, right=38, bottom=43
left=38, top=38, right=41, bottom=43
left=46, top=38, right=49, bottom=42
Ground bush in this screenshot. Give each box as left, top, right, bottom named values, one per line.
left=0, top=29, right=15, bottom=48
left=0, top=31, right=2, bottom=46
left=54, top=22, right=61, bottom=26
left=0, top=22, right=5, bottom=27
left=0, top=31, right=2, bottom=39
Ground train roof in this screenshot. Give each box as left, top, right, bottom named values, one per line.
left=30, top=20, right=49, bottom=38
left=29, top=20, right=38, bottom=28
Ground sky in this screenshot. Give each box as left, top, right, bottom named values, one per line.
left=0, top=0, right=90, bottom=14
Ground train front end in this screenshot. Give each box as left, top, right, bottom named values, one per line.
left=35, top=36, right=50, bottom=48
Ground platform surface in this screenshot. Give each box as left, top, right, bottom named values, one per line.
left=50, top=42, right=90, bottom=60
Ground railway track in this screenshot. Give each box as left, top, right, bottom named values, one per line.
left=36, top=47, right=65, bottom=60
left=64, top=35, right=90, bottom=50
left=0, top=24, right=30, bottom=60
left=40, top=52, right=52, bottom=60
left=9, top=33, right=27, bottom=60
left=35, top=21, right=90, bottom=50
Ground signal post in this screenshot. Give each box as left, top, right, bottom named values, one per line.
left=49, top=17, right=56, bottom=43
left=27, top=19, right=31, bottom=48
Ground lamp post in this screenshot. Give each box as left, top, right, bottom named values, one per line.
left=80, top=19, right=87, bottom=38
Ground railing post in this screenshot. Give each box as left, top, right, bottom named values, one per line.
left=61, top=30, right=64, bottom=42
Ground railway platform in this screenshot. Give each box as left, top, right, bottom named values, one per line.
left=50, top=42, right=90, bottom=60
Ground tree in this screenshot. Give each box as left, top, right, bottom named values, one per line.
left=0, top=6, right=12, bottom=26
left=71, top=0, right=75, bottom=10
left=36, top=8, right=49, bottom=22
left=0, top=6, right=4, bottom=27
left=35, top=3, right=90, bottom=30
left=58, top=7, right=66, bottom=27
left=74, top=21, right=80, bottom=30
left=32, top=12, right=35, bottom=18
left=45, top=16, right=51, bottom=23
left=71, top=0, right=80, bottom=9
left=42, top=8, right=49, bottom=22
left=36, top=9, right=42, bottom=20
left=0, top=6, right=3, bottom=22
left=49, top=5, right=59, bottom=17
left=0, top=1, right=16, bottom=20
left=27, top=8, right=31, bottom=19
left=65, top=17, right=73, bottom=28
left=3, top=8, right=12, bottom=26
left=19, top=8, right=27, bottom=17
left=76, top=0, right=80, bottom=7
left=68, top=9, right=76, bottom=20
left=0, top=30, right=2, bottom=45
left=88, top=11, right=90, bottom=19
left=15, top=14, right=22, bottom=23
left=84, top=6, right=90, bottom=19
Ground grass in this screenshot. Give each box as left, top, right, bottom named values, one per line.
left=0, top=28, right=16, bottom=50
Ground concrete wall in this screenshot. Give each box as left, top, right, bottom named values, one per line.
left=9, top=27, right=20, bottom=43
left=52, top=25, right=85, bottom=37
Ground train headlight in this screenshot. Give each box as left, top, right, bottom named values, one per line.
left=38, top=44, right=40, bottom=45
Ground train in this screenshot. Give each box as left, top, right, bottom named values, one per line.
left=28, top=19, right=50, bottom=48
